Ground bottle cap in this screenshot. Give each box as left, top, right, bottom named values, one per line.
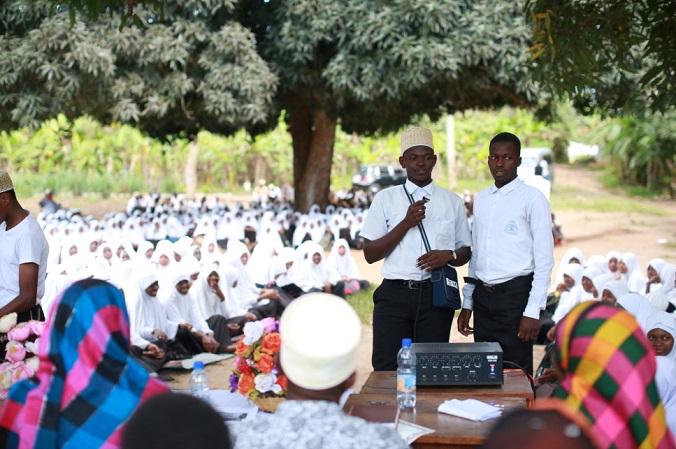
left=402, top=338, right=412, bottom=348
left=193, top=361, right=205, bottom=370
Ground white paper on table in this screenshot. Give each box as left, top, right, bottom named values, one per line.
left=174, top=389, right=259, bottom=422
left=210, top=390, right=259, bottom=422
left=396, top=419, right=435, bottom=445
left=437, top=398, right=502, bottom=421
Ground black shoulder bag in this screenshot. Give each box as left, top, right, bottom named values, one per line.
left=403, top=186, right=462, bottom=310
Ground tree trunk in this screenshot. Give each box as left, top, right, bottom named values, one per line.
left=286, top=90, right=337, bottom=213
left=184, top=140, right=199, bottom=199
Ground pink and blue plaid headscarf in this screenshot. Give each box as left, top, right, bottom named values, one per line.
left=0, top=279, right=169, bottom=448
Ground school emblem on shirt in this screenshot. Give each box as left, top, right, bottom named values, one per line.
left=504, top=219, right=518, bottom=235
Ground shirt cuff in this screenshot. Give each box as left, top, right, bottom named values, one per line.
left=523, top=303, right=542, bottom=320
left=461, top=284, right=475, bottom=310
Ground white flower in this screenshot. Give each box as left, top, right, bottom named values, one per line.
left=0, top=313, right=17, bottom=333
left=25, top=356, right=39, bottom=372
left=242, top=321, right=264, bottom=345
left=254, top=373, right=278, bottom=393
left=25, top=338, right=40, bottom=355
left=0, top=363, right=13, bottom=389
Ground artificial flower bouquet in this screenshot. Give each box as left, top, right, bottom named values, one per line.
left=230, top=317, right=287, bottom=399
left=0, top=313, right=45, bottom=399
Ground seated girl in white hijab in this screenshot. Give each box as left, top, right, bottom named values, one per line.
left=296, top=243, right=345, bottom=298
left=161, top=266, right=235, bottom=354
left=646, top=311, right=676, bottom=361
left=655, top=356, right=676, bottom=437
left=618, top=252, right=647, bottom=293
left=326, top=239, right=370, bottom=295
left=191, top=263, right=252, bottom=337
left=600, top=280, right=629, bottom=306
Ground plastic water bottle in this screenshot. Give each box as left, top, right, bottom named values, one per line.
left=189, top=361, right=211, bottom=403
left=396, top=338, right=417, bottom=409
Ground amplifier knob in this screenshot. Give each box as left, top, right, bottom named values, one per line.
left=462, top=356, right=471, bottom=367
left=468, top=371, right=478, bottom=382
left=473, top=355, right=482, bottom=366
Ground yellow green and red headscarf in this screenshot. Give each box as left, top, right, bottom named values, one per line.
left=555, top=301, right=675, bottom=449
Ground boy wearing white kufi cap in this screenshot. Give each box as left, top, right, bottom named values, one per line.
left=359, top=127, right=472, bottom=371
left=231, top=293, right=410, bottom=449
left=0, top=170, right=50, bottom=357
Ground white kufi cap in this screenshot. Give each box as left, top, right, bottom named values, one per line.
left=0, top=170, right=13, bottom=194
left=279, top=293, right=361, bottom=390
left=400, top=126, right=434, bottom=156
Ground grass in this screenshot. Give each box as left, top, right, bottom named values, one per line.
left=346, top=288, right=375, bottom=325
left=551, top=186, right=670, bottom=216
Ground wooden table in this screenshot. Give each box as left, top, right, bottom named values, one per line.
left=350, top=369, right=534, bottom=448
left=359, top=369, right=534, bottom=406
left=344, top=392, right=527, bottom=449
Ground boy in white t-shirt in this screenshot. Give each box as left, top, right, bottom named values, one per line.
left=0, top=170, right=50, bottom=338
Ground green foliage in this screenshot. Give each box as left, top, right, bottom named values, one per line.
left=591, top=109, right=675, bottom=197
left=526, top=0, right=675, bottom=114
left=0, top=0, right=277, bottom=139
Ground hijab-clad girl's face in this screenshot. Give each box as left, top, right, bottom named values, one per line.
left=647, top=328, right=674, bottom=357
left=581, top=276, right=594, bottom=293
left=90, top=241, right=99, bottom=252
left=69, top=245, right=78, bottom=256
left=159, top=254, right=170, bottom=267
left=240, top=253, right=248, bottom=265
left=103, top=247, right=113, bottom=260
left=647, top=265, right=659, bottom=279
left=145, top=281, right=159, bottom=297
left=207, top=271, right=219, bottom=289
left=312, top=252, right=322, bottom=264
left=608, top=257, right=618, bottom=273
left=338, top=245, right=347, bottom=256
left=563, top=274, right=575, bottom=289
left=601, top=289, right=617, bottom=305
left=569, top=257, right=581, bottom=265
left=175, top=280, right=191, bottom=295
left=619, top=261, right=628, bottom=274
left=145, top=248, right=154, bottom=259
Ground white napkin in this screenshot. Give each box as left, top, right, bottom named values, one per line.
left=437, top=399, right=502, bottom=421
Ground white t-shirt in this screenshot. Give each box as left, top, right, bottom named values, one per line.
left=0, top=214, right=50, bottom=308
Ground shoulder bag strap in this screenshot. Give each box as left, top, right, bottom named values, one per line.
left=402, top=185, right=432, bottom=253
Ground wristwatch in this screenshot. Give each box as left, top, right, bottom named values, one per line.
left=450, top=250, right=457, bottom=262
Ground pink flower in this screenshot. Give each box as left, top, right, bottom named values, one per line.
left=29, top=321, right=46, bottom=337
left=11, top=362, right=34, bottom=382
left=260, top=317, right=277, bottom=333
left=6, top=341, right=26, bottom=363
left=7, top=322, right=31, bottom=342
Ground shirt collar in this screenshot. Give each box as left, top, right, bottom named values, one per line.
left=489, top=177, right=521, bottom=195
left=404, top=179, right=435, bottom=198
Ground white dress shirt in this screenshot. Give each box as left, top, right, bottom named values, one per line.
left=360, top=180, right=471, bottom=281
left=461, top=178, right=554, bottom=319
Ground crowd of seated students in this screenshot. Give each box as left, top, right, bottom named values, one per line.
left=2, top=195, right=675, bottom=448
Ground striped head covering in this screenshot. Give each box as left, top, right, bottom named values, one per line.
left=554, top=301, right=674, bottom=449
left=0, top=279, right=169, bottom=449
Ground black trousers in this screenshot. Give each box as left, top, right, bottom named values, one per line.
left=371, top=280, right=454, bottom=371
left=472, top=275, right=535, bottom=375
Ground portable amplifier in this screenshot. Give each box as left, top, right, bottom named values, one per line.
left=411, top=342, right=503, bottom=386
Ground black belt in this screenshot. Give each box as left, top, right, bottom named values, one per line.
left=464, top=274, right=533, bottom=295
left=385, top=279, right=432, bottom=290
